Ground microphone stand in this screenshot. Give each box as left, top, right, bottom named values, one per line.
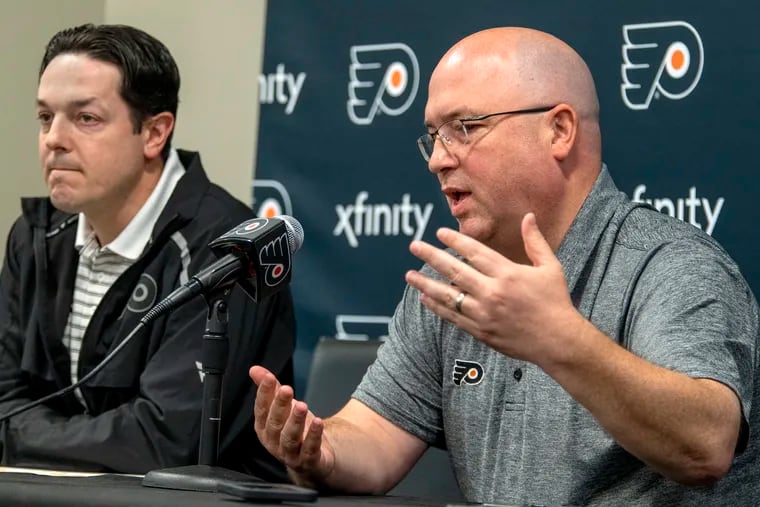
left=142, top=286, right=256, bottom=491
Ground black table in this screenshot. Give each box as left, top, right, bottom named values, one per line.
left=0, top=471, right=454, bottom=507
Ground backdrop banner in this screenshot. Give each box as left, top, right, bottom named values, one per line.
left=254, top=1, right=757, bottom=393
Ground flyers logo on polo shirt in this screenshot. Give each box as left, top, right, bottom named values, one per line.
left=347, top=43, right=419, bottom=125
left=453, top=359, right=484, bottom=386
left=253, top=178, right=293, bottom=219
left=621, top=21, right=704, bottom=110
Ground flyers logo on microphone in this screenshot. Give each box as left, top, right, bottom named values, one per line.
left=347, top=43, right=419, bottom=125
left=453, top=359, right=484, bottom=386
left=621, top=21, right=704, bottom=110
left=259, top=232, right=292, bottom=287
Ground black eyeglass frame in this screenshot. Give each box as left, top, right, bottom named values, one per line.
left=416, top=104, right=558, bottom=162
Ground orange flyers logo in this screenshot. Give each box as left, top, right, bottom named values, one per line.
left=453, top=359, right=484, bottom=386
left=621, top=21, right=704, bottom=110
left=347, top=43, right=419, bottom=125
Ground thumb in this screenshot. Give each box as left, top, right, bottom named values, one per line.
left=521, top=213, right=555, bottom=267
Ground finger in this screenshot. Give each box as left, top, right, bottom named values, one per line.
left=279, top=401, right=309, bottom=462
left=520, top=213, right=556, bottom=267
left=435, top=227, right=514, bottom=276
left=405, top=269, right=481, bottom=340
left=405, top=265, right=475, bottom=319
left=405, top=269, right=462, bottom=310
left=300, top=417, right=325, bottom=470
left=409, top=239, right=484, bottom=293
left=250, top=365, right=275, bottom=386
left=264, top=384, right=295, bottom=443
left=253, top=372, right=279, bottom=434
left=418, top=288, right=476, bottom=330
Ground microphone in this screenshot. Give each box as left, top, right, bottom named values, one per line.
left=142, top=215, right=304, bottom=323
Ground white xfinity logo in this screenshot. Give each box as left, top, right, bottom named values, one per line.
left=334, top=192, right=433, bottom=247
left=259, top=63, right=306, bottom=115
left=632, top=185, right=724, bottom=235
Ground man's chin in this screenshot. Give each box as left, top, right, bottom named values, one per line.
left=49, top=195, right=81, bottom=214
left=456, top=217, right=483, bottom=238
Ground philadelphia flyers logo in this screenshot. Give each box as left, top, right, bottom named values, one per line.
left=621, top=21, right=704, bottom=110
left=453, top=359, right=484, bottom=386
left=258, top=233, right=292, bottom=287
left=253, top=179, right=293, bottom=219
left=347, top=43, right=419, bottom=125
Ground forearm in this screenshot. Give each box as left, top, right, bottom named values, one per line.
left=290, top=401, right=426, bottom=494
left=541, top=316, right=741, bottom=485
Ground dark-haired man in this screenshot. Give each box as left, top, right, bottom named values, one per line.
left=0, top=23, right=295, bottom=479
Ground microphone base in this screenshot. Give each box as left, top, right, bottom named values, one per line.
left=142, top=464, right=261, bottom=492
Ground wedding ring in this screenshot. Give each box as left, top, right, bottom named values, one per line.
left=455, top=292, right=466, bottom=314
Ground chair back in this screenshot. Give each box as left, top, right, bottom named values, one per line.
left=304, top=338, right=381, bottom=417
left=303, top=338, right=464, bottom=502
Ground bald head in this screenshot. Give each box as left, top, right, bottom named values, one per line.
left=436, top=27, right=599, bottom=120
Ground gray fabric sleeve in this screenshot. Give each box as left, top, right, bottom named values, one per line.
left=353, top=270, right=446, bottom=447
left=626, top=236, right=758, bottom=432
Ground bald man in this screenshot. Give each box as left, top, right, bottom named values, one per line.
left=250, top=27, right=759, bottom=504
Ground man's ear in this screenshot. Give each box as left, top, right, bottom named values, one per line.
left=549, top=105, right=577, bottom=161
left=142, top=112, right=175, bottom=160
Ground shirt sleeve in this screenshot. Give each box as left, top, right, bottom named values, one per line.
left=353, top=264, right=447, bottom=448
left=626, top=235, right=759, bottom=448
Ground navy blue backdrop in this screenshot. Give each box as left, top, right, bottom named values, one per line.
left=253, top=1, right=757, bottom=394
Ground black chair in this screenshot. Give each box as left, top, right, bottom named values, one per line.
left=304, top=338, right=463, bottom=502
left=304, top=338, right=382, bottom=416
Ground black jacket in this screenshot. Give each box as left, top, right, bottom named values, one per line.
left=0, top=150, right=294, bottom=479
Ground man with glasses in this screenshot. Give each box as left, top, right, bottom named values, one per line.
left=250, top=27, right=759, bottom=504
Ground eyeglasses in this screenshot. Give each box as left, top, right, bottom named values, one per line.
left=416, top=105, right=557, bottom=162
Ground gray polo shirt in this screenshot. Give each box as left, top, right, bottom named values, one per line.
left=354, top=166, right=759, bottom=506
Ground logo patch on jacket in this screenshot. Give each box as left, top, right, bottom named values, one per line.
left=126, top=274, right=158, bottom=313
left=453, top=359, right=484, bottom=385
